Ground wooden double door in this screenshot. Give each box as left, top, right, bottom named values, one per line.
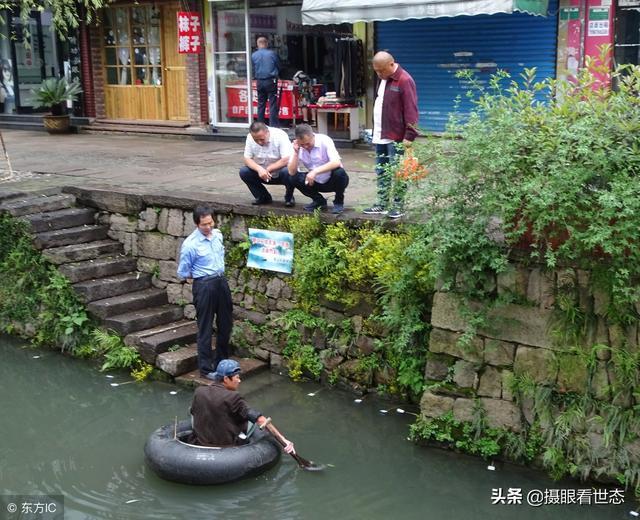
left=102, top=3, right=187, bottom=121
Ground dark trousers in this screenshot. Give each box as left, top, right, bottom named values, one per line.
left=239, top=165, right=294, bottom=202
left=256, top=78, right=279, bottom=127
left=292, top=168, right=349, bottom=205
left=375, top=142, right=407, bottom=209
left=192, top=276, right=233, bottom=375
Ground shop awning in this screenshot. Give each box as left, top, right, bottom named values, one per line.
left=301, top=0, right=549, bottom=25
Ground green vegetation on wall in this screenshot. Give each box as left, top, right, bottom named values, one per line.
left=234, top=214, right=434, bottom=398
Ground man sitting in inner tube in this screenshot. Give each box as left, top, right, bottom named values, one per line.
left=190, top=359, right=295, bottom=453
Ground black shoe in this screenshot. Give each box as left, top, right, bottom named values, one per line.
left=284, top=197, right=295, bottom=207
left=251, top=198, right=272, bottom=206
left=304, top=200, right=328, bottom=212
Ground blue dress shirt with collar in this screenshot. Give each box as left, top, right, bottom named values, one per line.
left=177, top=228, right=225, bottom=279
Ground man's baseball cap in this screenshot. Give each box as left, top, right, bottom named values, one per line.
left=215, top=359, right=241, bottom=378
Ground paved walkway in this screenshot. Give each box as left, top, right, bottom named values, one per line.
left=0, top=130, right=379, bottom=210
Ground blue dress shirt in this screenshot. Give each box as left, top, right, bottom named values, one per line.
left=251, top=48, right=280, bottom=80
left=177, top=228, right=225, bottom=279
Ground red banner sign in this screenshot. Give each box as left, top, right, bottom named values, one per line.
left=177, top=12, right=201, bottom=54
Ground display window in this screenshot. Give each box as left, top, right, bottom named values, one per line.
left=209, top=0, right=352, bottom=127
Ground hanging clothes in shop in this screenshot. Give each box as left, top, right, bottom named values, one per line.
left=333, top=37, right=364, bottom=104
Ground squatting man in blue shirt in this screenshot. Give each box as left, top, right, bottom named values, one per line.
left=177, top=206, right=232, bottom=379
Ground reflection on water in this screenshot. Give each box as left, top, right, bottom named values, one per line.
left=0, top=335, right=630, bottom=519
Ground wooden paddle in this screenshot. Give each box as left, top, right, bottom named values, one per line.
left=261, top=418, right=325, bottom=472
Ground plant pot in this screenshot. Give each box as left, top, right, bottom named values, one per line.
left=43, top=114, right=71, bottom=134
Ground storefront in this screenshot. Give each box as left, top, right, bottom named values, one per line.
left=206, top=0, right=359, bottom=129
left=0, top=8, right=69, bottom=114
left=375, top=1, right=560, bottom=132
left=96, top=3, right=188, bottom=121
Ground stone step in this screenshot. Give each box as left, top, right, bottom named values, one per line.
left=175, top=357, right=269, bottom=388
left=35, top=224, right=109, bottom=250
left=125, top=320, right=198, bottom=364
left=24, top=207, right=96, bottom=233
left=155, top=344, right=198, bottom=377
left=103, top=304, right=184, bottom=336
left=58, top=255, right=137, bottom=283
left=87, top=288, right=168, bottom=319
left=42, top=240, right=123, bottom=265
left=73, top=272, right=152, bottom=303
left=0, top=193, right=76, bottom=217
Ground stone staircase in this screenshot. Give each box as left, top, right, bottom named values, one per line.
left=0, top=190, right=267, bottom=385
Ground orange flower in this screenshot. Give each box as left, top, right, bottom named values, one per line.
left=395, top=155, right=428, bottom=182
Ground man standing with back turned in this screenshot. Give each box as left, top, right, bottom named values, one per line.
left=363, top=51, right=419, bottom=219
left=177, top=206, right=233, bottom=380
left=252, top=36, right=280, bottom=127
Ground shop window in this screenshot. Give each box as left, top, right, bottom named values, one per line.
left=103, top=5, right=162, bottom=86
left=615, top=1, right=640, bottom=66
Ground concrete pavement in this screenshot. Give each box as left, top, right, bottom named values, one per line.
left=0, top=130, right=379, bottom=210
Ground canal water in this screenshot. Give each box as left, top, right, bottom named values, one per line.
left=0, top=335, right=630, bottom=520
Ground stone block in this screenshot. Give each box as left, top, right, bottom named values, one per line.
left=182, top=211, right=193, bottom=237
left=151, top=278, right=167, bottom=289
left=497, top=268, right=516, bottom=296
left=424, top=355, right=450, bottom=381
left=184, top=304, right=196, bottom=320
left=182, top=283, right=193, bottom=304
left=429, top=328, right=483, bottom=363
left=233, top=306, right=267, bottom=325
left=419, top=391, right=455, bottom=418
left=431, top=292, right=468, bottom=332
left=453, top=398, right=475, bottom=423
left=158, top=208, right=185, bottom=236
left=159, top=260, right=181, bottom=283
left=137, top=257, right=159, bottom=274
left=514, top=267, right=529, bottom=298
left=452, top=360, right=479, bottom=389
left=108, top=229, right=125, bottom=243
left=230, top=215, right=247, bottom=242
left=556, top=355, right=588, bottom=393
left=252, top=347, right=270, bottom=362
left=281, top=283, right=293, bottom=300
left=501, top=370, right=514, bottom=401
left=484, top=339, right=515, bottom=367
left=594, top=289, right=610, bottom=317
left=432, top=292, right=554, bottom=349
left=480, top=398, right=521, bottom=432
left=166, top=283, right=183, bottom=304
left=591, top=361, right=611, bottom=401
left=276, top=299, right=296, bottom=311
left=609, top=324, right=625, bottom=349
left=123, top=232, right=138, bottom=256
left=138, top=208, right=158, bottom=231
left=477, top=366, right=502, bottom=398
left=138, top=232, right=178, bottom=260
left=355, top=335, right=376, bottom=356
left=265, top=277, right=285, bottom=299
left=513, top=346, right=556, bottom=384
left=111, top=213, right=138, bottom=232
left=320, top=350, right=343, bottom=371
left=271, top=353, right=284, bottom=369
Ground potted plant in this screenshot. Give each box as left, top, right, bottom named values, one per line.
left=32, top=77, right=83, bottom=134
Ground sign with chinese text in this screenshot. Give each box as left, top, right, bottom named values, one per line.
left=177, top=12, right=201, bottom=54
left=247, top=228, right=294, bottom=274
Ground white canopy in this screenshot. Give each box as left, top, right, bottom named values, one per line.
left=301, top=0, right=547, bottom=25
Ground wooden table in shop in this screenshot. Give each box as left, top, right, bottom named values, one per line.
left=307, top=104, right=359, bottom=141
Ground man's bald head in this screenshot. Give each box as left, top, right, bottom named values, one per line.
left=373, top=51, right=397, bottom=80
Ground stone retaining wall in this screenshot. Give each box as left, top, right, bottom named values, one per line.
left=70, top=187, right=382, bottom=391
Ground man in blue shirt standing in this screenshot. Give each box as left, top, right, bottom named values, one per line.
left=177, top=206, right=232, bottom=379
left=252, top=36, right=280, bottom=127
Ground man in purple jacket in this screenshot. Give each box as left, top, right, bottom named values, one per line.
left=363, top=51, right=419, bottom=219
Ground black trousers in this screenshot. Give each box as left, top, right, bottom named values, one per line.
left=239, top=165, right=294, bottom=202
left=192, top=276, right=233, bottom=375
left=256, top=78, right=279, bottom=127
left=292, top=168, right=349, bottom=205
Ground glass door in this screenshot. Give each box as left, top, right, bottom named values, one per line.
left=11, top=10, right=60, bottom=112
left=210, top=0, right=252, bottom=126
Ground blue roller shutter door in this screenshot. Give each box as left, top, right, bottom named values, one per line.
left=375, top=1, right=559, bottom=132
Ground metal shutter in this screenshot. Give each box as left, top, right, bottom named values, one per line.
left=375, top=1, right=559, bottom=132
